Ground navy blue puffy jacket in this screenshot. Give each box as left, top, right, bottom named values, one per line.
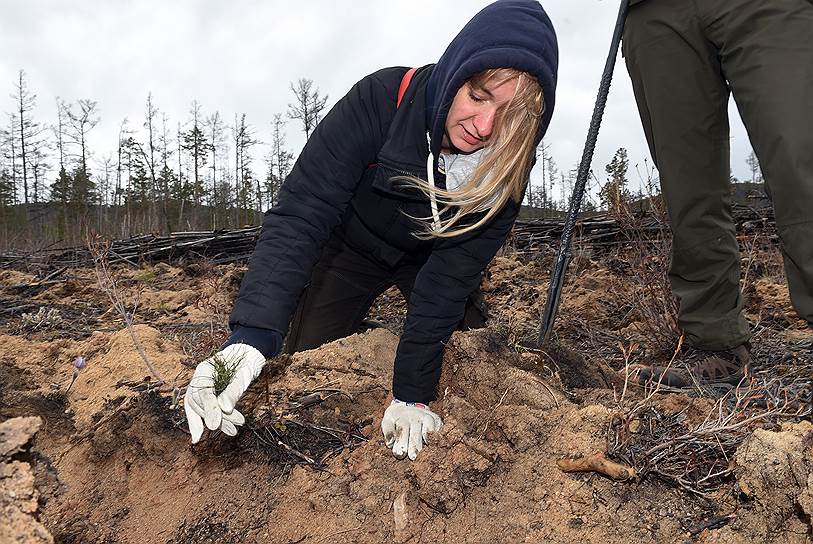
left=228, top=0, right=558, bottom=403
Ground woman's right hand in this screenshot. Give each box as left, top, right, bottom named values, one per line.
left=183, top=343, right=266, bottom=443
left=381, top=398, right=443, bottom=460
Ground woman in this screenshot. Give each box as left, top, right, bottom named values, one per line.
left=185, top=0, right=558, bottom=461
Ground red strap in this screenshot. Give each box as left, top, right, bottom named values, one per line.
left=397, top=67, right=417, bottom=109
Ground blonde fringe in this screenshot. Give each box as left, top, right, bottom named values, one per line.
left=405, top=69, right=543, bottom=239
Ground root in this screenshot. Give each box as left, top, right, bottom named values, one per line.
left=557, top=451, right=636, bottom=481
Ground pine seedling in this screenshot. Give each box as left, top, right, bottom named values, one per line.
left=209, top=351, right=241, bottom=396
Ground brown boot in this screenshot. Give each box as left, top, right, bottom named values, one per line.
left=631, top=343, right=752, bottom=388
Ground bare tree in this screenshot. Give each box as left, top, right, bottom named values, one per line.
left=50, top=101, right=72, bottom=235
left=0, top=124, right=15, bottom=220
left=64, top=99, right=99, bottom=176
left=143, top=93, right=158, bottom=184
left=265, top=113, right=293, bottom=208
left=5, top=114, right=18, bottom=204
left=140, top=93, right=167, bottom=230
left=287, top=78, right=328, bottom=139
left=205, top=111, right=226, bottom=226
left=157, top=112, right=178, bottom=231
left=114, top=118, right=132, bottom=230
left=12, top=70, right=46, bottom=205
left=183, top=101, right=208, bottom=212
left=96, top=154, right=114, bottom=229
left=29, top=144, right=49, bottom=205
left=53, top=98, right=67, bottom=173
left=158, top=113, right=174, bottom=175
left=544, top=150, right=558, bottom=215
left=232, top=113, right=258, bottom=224
left=175, top=121, right=189, bottom=228
left=746, top=150, right=763, bottom=184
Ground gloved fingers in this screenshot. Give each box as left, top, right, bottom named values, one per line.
left=422, top=414, right=443, bottom=444
left=221, top=407, right=245, bottom=427
left=408, top=418, right=424, bottom=461
left=219, top=406, right=245, bottom=436
left=219, top=417, right=238, bottom=437
left=234, top=362, right=258, bottom=384
left=381, top=417, right=397, bottom=449
left=188, top=363, right=221, bottom=430
left=196, top=385, right=221, bottom=431
left=217, top=379, right=245, bottom=414
left=185, top=374, right=212, bottom=419
left=184, top=395, right=205, bottom=444
left=184, top=384, right=204, bottom=417
left=421, top=421, right=432, bottom=444
left=391, top=419, right=410, bottom=460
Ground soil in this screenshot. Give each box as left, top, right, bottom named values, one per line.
left=0, top=241, right=811, bottom=543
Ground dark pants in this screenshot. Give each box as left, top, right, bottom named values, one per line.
left=623, top=0, right=813, bottom=349
left=284, top=234, right=487, bottom=353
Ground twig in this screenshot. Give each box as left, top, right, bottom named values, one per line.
left=251, top=427, right=316, bottom=465
left=479, top=387, right=511, bottom=437
left=539, top=379, right=560, bottom=408
left=0, top=304, right=37, bottom=314
left=316, top=523, right=363, bottom=543
left=86, top=232, right=164, bottom=385
left=607, top=357, right=806, bottom=494
left=688, top=514, right=735, bottom=536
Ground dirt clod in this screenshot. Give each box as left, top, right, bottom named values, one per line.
left=0, top=416, right=54, bottom=544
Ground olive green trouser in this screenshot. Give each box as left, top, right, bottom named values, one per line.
left=623, top=0, right=813, bottom=350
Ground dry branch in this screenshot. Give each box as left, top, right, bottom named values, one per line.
left=87, top=233, right=165, bottom=385
left=0, top=204, right=776, bottom=269
left=607, top=339, right=810, bottom=495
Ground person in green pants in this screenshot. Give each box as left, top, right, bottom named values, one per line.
left=622, top=0, right=813, bottom=386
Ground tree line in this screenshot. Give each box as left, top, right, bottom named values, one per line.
left=0, top=69, right=764, bottom=248
left=0, top=71, right=328, bottom=247
left=523, top=145, right=635, bottom=218
left=524, top=144, right=764, bottom=219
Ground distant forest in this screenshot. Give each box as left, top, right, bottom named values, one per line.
left=0, top=69, right=766, bottom=249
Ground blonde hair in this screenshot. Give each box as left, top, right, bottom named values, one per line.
left=406, top=68, right=543, bottom=238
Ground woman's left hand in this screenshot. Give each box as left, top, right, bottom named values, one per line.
left=381, top=399, right=443, bottom=460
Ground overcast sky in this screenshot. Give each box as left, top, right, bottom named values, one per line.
left=0, top=0, right=756, bottom=205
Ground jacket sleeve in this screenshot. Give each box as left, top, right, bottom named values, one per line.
left=391, top=200, right=520, bottom=403
left=228, top=70, right=400, bottom=353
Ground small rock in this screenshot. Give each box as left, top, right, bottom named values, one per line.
left=567, top=517, right=584, bottom=528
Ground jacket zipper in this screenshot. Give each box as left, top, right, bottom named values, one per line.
left=378, top=158, right=426, bottom=179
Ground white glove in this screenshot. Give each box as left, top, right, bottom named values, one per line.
left=184, top=343, right=266, bottom=444
left=381, top=399, right=443, bottom=461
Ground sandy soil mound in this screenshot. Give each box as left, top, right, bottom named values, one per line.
left=722, top=422, right=813, bottom=542
left=0, top=324, right=186, bottom=434
left=0, top=326, right=804, bottom=543
left=0, top=416, right=53, bottom=543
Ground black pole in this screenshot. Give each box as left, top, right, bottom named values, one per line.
left=539, top=0, right=630, bottom=346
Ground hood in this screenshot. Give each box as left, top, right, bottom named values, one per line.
left=425, top=0, right=558, bottom=156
